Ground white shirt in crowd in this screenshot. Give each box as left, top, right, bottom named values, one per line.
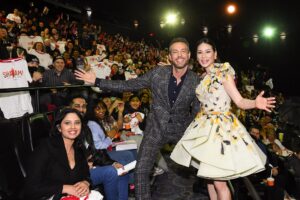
left=0, top=58, right=33, bottom=119
left=124, top=112, right=145, bottom=135
left=6, top=13, right=21, bottom=24
left=28, top=49, right=52, bottom=70
left=18, top=36, right=43, bottom=51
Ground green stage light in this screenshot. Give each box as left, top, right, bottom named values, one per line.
left=263, top=26, right=276, bottom=38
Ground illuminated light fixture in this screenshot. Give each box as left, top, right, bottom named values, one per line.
left=253, top=34, right=259, bottom=43
left=87, top=9, right=92, bottom=17
left=227, top=24, right=232, bottom=34
left=263, top=26, right=276, bottom=38
left=203, top=26, right=208, bottom=35
left=181, top=18, right=185, bottom=25
left=226, top=4, right=236, bottom=14
left=133, top=20, right=139, bottom=28
left=165, top=12, right=178, bottom=25
left=160, top=21, right=165, bottom=28
left=280, top=32, right=286, bottom=41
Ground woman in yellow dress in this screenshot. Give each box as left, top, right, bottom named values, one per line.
left=170, top=38, right=276, bottom=200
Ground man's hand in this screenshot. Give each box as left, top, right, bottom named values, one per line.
left=271, top=167, right=279, bottom=176
left=62, top=81, right=71, bottom=86
left=74, top=69, right=96, bottom=85
left=32, top=71, right=42, bottom=81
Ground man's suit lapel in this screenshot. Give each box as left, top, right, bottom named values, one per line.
left=163, top=67, right=172, bottom=110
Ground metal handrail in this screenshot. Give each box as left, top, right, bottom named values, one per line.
left=0, top=84, right=91, bottom=93
left=0, top=84, right=92, bottom=113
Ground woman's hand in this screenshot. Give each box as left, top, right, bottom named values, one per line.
left=255, top=91, right=276, bottom=112
left=112, top=162, right=124, bottom=169
left=74, top=181, right=90, bottom=197
left=112, top=162, right=127, bottom=175
left=62, top=185, right=80, bottom=197
left=107, top=128, right=118, bottom=139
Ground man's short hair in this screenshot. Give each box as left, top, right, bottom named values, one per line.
left=69, top=94, right=87, bottom=105
left=0, top=24, right=7, bottom=31
left=168, top=37, right=190, bottom=52
left=249, top=124, right=262, bottom=131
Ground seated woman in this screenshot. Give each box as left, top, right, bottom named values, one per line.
left=28, top=41, right=52, bottom=70
left=69, top=95, right=130, bottom=200
left=87, top=100, right=137, bottom=190
left=87, top=100, right=137, bottom=164
left=263, top=128, right=293, bottom=156
left=101, top=95, right=124, bottom=129
left=23, top=108, right=100, bottom=199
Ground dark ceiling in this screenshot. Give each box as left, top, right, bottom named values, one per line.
left=80, top=0, right=298, bottom=35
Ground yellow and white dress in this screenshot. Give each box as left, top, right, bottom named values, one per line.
left=170, top=63, right=266, bottom=180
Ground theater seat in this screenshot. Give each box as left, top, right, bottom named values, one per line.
left=22, top=113, right=52, bottom=152
left=0, top=119, right=27, bottom=200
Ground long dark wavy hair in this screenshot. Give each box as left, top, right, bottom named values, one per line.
left=85, top=100, right=110, bottom=133
left=50, top=108, right=84, bottom=148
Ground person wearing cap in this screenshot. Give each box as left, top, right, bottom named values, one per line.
left=40, top=56, right=82, bottom=109
left=26, top=54, right=44, bottom=84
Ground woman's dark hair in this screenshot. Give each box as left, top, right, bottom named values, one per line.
left=85, top=100, right=110, bottom=134
left=95, top=100, right=109, bottom=117
left=32, top=41, right=45, bottom=52
left=124, top=94, right=143, bottom=115
left=196, top=37, right=220, bottom=62
left=196, top=37, right=217, bottom=52
left=128, top=94, right=141, bottom=102
left=86, top=100, right=109, bottom=122
left=50, top=108, right=83, bottom=137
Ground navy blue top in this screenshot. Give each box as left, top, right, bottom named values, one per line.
left=168, top=71, right=187, bottom=108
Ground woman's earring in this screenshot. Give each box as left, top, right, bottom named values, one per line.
left=57, top=124, right=61, bottom=132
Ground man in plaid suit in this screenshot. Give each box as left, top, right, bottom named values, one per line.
left=75, top=37, right=201, bottom=200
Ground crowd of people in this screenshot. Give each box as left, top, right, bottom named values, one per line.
left=0, top=4, right=299, bottom=200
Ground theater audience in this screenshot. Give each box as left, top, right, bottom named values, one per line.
left=40, top=56, right=81, bottom=109
left=0, top=4, right=299, bottom=199
left=69, top=96, right=131, bottom=200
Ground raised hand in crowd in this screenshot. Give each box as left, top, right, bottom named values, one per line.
left=75, top=69, right=96, bottom=85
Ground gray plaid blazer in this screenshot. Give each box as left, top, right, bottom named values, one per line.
left=95, top=65, right=201, bottom=140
